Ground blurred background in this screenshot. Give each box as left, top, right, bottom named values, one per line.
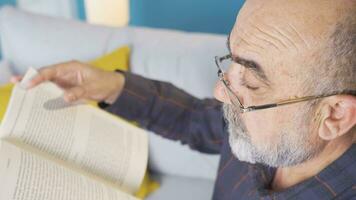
left=0, top=0, right=244, bottom=34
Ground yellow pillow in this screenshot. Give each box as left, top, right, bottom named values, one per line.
left=0, top=46, right=159, bottom=199
left=135, top=172, right=160, bottom=199
left=90, top=46, right=130, bottom=72
left=0, top=83, right=14, bottom=122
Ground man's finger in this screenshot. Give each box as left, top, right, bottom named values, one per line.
left=27, top=61, right=82, bottom=89
left=63, top=86, right=86, bottom=103
left=10, top=76, right=22, bottom=83
left=27, top=67, right=58, bottom=89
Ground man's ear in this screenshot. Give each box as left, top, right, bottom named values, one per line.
left=318, top=95, right=356, bottom=141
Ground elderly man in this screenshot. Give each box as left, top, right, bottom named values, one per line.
left=15, top=0, right=355, bottom=199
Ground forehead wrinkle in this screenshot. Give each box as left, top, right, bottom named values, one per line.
left=265, top=24, right=301, bottom=52
left=231, top=28, right=284, bottom=56
left=239, top=41, right=264, bottom=55
left=237, top=30, right=267, bottom=51
left=286, top=23, right=311, bottom=49
left=228, top=31, right=264, bottom=56
left=250, top=23, right=289, bottom=51
left=249, top=31, right=280, bottom=52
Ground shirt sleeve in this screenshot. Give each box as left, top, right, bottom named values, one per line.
left=102, top=72, right=226, bottom=154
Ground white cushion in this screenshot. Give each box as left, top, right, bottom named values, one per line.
left=0, top=60, right=13, bottom=84
left=0, top=6, right=228, bottom=180
left=0, top=6, right=130, bottom=74
left=149, top=133, right=220, bottom=180
left=127, top=27, right=228, bottom=98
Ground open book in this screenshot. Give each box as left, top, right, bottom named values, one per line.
left=0, top=68, right=148, bottom=200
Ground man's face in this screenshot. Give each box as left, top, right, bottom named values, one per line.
left=213, top=0, right=342, bottom=167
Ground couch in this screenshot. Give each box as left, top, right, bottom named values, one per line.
left=0, top=6, right=229, bottom=200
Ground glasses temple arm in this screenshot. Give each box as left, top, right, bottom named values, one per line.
left=244, top=94, right=338, bottom=112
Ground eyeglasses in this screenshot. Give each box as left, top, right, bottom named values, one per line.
left=215, top=54, right=356, bottom=113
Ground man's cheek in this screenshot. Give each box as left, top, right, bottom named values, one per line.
left=243, top=113, right=276, bottom=144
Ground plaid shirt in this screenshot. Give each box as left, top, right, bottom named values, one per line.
left=103, top=72, right=356, bottom=200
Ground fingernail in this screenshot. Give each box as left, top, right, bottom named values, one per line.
left=10, top=77, right=16, bottom=83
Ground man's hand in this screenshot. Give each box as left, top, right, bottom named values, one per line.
left=11, top=61, right=125, bottom=104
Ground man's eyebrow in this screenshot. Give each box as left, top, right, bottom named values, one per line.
left=226, top=34, right=232, bottom=54
left=226, top=34, right=270, bottom=85
left=233, top=56, right=270, bottom=85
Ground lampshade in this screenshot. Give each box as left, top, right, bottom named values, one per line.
left=84, top=0, right=129, bottom=27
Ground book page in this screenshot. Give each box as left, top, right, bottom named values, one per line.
left=0, top=68, right=148, bottom=193
left=0, top=141, right=138, bottom=200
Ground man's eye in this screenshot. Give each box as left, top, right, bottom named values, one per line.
left=240, top=78, right=260, bottom=91
left=245, top=85, right=260, bottom=91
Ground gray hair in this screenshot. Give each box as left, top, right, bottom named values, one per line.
left=307, top=12, right=355, bottom=96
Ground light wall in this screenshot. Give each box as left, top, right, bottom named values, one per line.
left=17, top=0, right=77, bottom=19
left=84, top=0, right=129, bottom=27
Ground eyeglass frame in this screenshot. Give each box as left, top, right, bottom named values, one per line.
left=215, top=54, right=356, bottom=113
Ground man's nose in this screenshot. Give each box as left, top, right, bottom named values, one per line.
left=214, top=81, right=231, bottom=104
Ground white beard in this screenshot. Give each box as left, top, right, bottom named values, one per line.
left=223, top=104, right=324, bottom=167
left=227, top=116, right=257, bottom=164
left=228, top=132, right=257, bottom=164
